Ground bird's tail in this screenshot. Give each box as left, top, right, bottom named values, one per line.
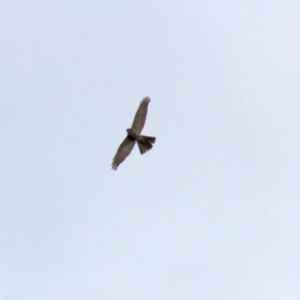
left=137, top=135, right=156, bottom=154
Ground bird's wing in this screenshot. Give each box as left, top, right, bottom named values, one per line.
left=111, top=137, right=135, bottom=170
left=131, top=96, right=151, bottom=133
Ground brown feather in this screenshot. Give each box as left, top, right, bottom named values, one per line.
left=131, top=96, right=151, bottom=133
left=111, top=137, right=135, bottom=170
left=137, top=135, right=156, bottom=154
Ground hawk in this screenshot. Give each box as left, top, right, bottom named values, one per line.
left=111, top=96, right=156, bottom=170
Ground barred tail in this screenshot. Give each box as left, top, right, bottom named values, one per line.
left=137, top=135, right=156, bottom=154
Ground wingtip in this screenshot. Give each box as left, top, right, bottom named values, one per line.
left=142, top=96, right=151, bottom=103
left=111, top=162, right=118, bottom=170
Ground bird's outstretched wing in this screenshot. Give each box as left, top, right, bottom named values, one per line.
left=131, top=96, right=151, bottom=133
left=111, top=137, right=135, bottom=170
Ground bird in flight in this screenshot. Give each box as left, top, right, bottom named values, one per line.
left=111, top=96, right=156, bottom=170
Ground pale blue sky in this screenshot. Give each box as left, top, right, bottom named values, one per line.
left=1, top=1, right=300, bottom=299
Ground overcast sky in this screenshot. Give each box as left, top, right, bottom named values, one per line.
left=1, top=1, right=300, bottom=299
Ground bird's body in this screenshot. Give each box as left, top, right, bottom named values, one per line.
left=126, top=128, right=140, bottom=140
left=111, top=97, right=156, bottom=170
